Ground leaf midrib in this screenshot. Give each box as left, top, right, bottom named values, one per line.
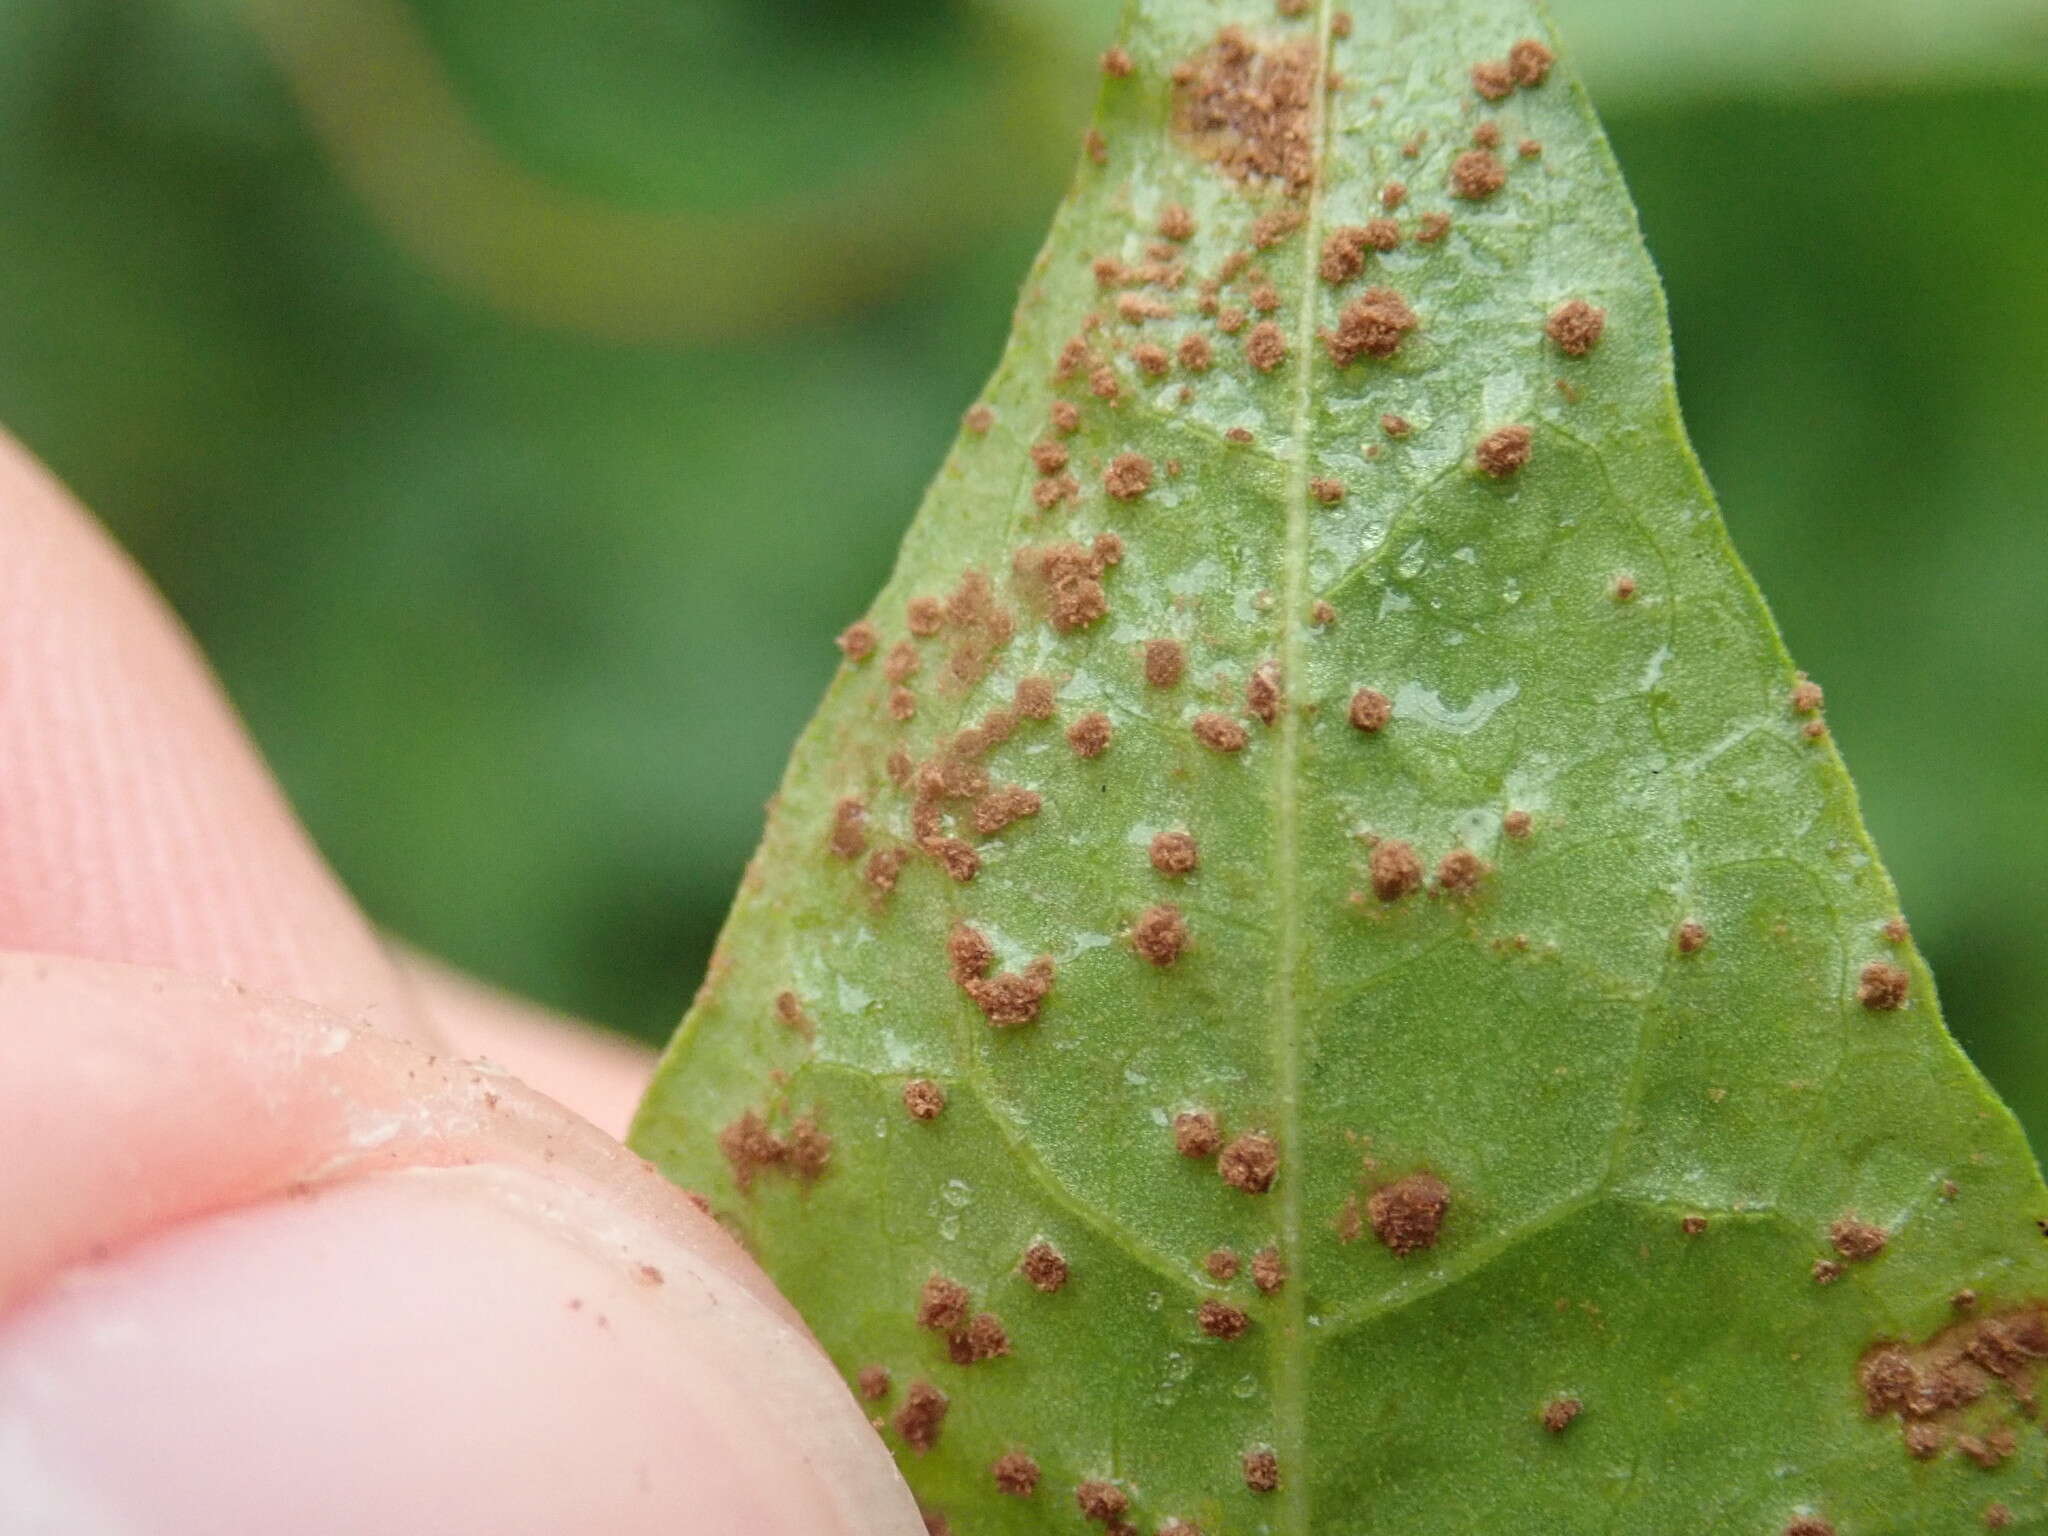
left=1271, top=5, right=1335, bottom=1531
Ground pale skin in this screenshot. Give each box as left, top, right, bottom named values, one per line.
left=0, top=435, right=924, bottom=1535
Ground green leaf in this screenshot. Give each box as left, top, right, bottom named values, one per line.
left=633, top=3, right=2048, bottom=1530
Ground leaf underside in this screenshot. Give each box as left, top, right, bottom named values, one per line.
left=633, top=3, right=2048, bottom=1532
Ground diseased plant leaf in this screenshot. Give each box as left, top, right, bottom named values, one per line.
left=633, top=3, right=2048, bottom=1531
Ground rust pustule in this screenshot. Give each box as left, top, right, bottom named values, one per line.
left=1172, top=28, right=1318, bottom=191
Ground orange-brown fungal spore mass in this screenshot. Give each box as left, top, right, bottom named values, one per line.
left=1368, top=1172, right=1451, bottom=1256
left=1171, top=28, right=1318, bottom=192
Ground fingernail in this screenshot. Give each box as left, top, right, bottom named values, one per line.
left=0, top=1165, right=921, bottom=1536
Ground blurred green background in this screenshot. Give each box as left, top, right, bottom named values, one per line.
left=0, top=1, right=2042, bottom=1133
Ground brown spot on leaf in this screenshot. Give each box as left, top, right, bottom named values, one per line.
left=1031, top=440, right=1070, bottom=477
left=1987, top=1503, right=2015, bottom=1528
left=773, top=990, right=810, bottom=1035
left=1813, top=1259, right=1844, bottom=1285
left=1436, top=848, right=1487, bottom=893
left=1021, top=541, right=1112, bottom=633
left=1960, top=1430, right=2018, bottom=1468
left=857, top=1365, right=891, bottom=1401
left=894, top=1381, right=948, bottom=1453
left=1310, top=476, right=1345, bottom=505
left=926, top=836, right=980, bottom=883
left=993, top=1451, right=1041, bottom=1496
left=1133, top=904, right=1189, bottom=965
left=884, top=641, right=922, bottom=686
left=903, top=1079, right=946, bottom=1121
left=963, top=404, right=995, bottom=436
left=1104, top=452, right=1154, bottom=500
left=907, top=597, right=944, bottom=636
left=964, top=956, right=1057, bottom=1027
left=1503, top=809, right=1533, bottom=840
left=1151, top=830, right=1200, bottom=876
left=827, top=797, right=868, bottom=859
left=1252, top=1246, right=1287, bottom=1294
left=1242, top=1448, right=1280, bottom=1492
left=1100, top=45, right=1133, bottom=77
left=1158, top=203, right=1196, bottom=241
left=1117, top=292, right=1174, bottom=325
left=1051, top=400, right=1081, bottom=434
left=1011, top=677, right=1056, bottom=721
left=1346, top=687, right=1392, bottom=733
left=1020, top=1241, right=1069, bottom=1293
left=1033, top=474, right=1079, bottom=510
left=947, top=923, right=995, bottom=985
left=1221, top=1132, right=1280, bottom=1194
left=1417, top=211, right=1453, bottom=243
left=1611, top=573, right=1638, bottom=602
left=1176, top=1110, right=1223, bottom=1159
left=1068, top=712, right=1113, bottom=759
left=1472, top=59, right=1514, bottom=101
left=1205, top=1247, right=1240, bottom=1281
left=786, top=1117, right=831, bottom=1181
left=1172, top=28, right=1318, bottom=192
left=1145, top=638, right=1186, bottom=688
left=1246, top=661, right=1284, bottom=725
left=1860, top=961, right=1910, bottom=1011
left=1245, top=321, right=1289, bottom=371
left=1681, top=1214, right=1708, bottom=1236
left=1177, top=333, right=1214, bottom=372
left=719, top=1110, right=787, bottom=1191
left=1509, top=37, right=1556, bottom=85
left=973, top=786, right=1043, bottom=836
left=1369, top=1172, right=1450, bottom=1256
left=1315, top=229, right=1361, bottom=286
left=1076, top=1481, right=1130, bottom=1523
left=1831, top=1217, right=1887, bottom=1261
left=1327, top=287, right=1418, bottom=364
left=837, top=621, right=877, bottom=661
left=1450, top=149, right=1508, bottom=200
left=1199, top=1299, right=1250, bottom=1339
left=1791, top=677, right=1826, bottom=714
left=1675, top=920, right=1709, bottom=955
left=1547, top=298, right=1606, bottom=356
left=947, top=1312, right=1010, bottom=1364
left=1476, top=424, right=1533, bottom=477
left=1784, top=1521, right=1834, bottom=1536
left=1192, top=712, right=1249, bottom=753
left=1541, top=1397, right=1582, bottom=1433
left=1370, top=838, right=1423, bottom=900
left=1250, top=208, right=1305, bottom=249
left=918, top=1274, right=971, bottom=1332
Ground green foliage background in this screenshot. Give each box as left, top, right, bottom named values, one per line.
left=0, top=0, right=2041, bottom=1130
